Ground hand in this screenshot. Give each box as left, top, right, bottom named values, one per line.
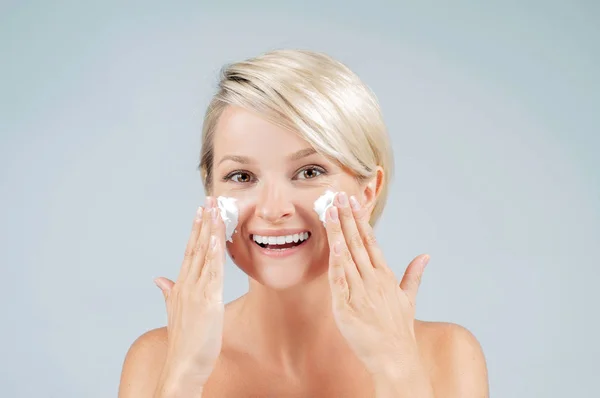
left=324, top=192, right=430, bottom=380
left=153, top=197, right=226, bottom=394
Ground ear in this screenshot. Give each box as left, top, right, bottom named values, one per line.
left=360, top=166, right=384, bottom=211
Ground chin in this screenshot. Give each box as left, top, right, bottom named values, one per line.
left=226, top=230, right=330, bottom=291
left=254, top=265, right=316, bottom=291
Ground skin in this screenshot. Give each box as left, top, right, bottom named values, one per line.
left=118, top=105, right=489, bottom=397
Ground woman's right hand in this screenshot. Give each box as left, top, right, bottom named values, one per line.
left=153, top=197, right=226, bottom=397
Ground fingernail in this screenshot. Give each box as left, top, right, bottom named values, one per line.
left=337, top=192, right=348, bottom=207
left=205, top=196, right=213, bottom=208
left=195, top=207, right=203, bottom=221
left=210, top=235, right=217, bottom=249
left=153, top=278, right=162, bottom=289
left=211, top=207, right=219, bottom=223
left=328, top=206, right=339, bottom=222
left=422, top=255, right=430, bottom=267
left=349, top=196, right=360, bottom=211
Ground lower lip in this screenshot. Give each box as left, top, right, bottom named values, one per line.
left=252, top=237, right=311, bottom=258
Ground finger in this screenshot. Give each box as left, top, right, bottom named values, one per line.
left=188, top=198, right=216, bottom=281
left=325, top=206, right=363, bottom=294
left=154, top=277, right=175, bottom=301
left=328, top=240, right=350, bottom=310
left=335, top=192, right=375, bottom=282
left=177, top=206, right=205, bottom=284
left=198, top=235, right=225, bottom=304
left=348, top=195, right=389, bottom=272
left=399, top=254, right=430, bottom=305
left=209, top=197, right=226, bottom=249
left=198, top=202, right=225, bottom=287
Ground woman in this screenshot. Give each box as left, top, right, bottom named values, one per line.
left=118, top=49, right=489, bottom=397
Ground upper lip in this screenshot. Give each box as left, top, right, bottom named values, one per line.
left=249, top=228, right=311, bottom=237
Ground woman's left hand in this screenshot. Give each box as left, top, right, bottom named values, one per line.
left=324, top=192, right=434, bottom=394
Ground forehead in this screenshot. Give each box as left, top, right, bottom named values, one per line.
left=213, top=106, right=311, bottom=158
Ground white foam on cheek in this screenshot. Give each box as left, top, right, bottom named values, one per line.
left=313, top=190, right=337, bottom=225
left=216, top=196, right=239, bottom=242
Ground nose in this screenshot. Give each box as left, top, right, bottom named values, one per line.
left=255, top=181, right=294, bottom=224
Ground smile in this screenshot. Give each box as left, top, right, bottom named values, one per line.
left=251, top=232, right=311, bottom=251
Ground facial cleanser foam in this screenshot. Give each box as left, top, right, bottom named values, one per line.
left=217, top=196, right=239, bottom=242
left=313, top=190, right=337, bottom=225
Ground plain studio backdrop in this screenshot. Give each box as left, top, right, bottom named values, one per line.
left=1, top=1, right=598, bottom=397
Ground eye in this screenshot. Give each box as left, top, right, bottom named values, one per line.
left=225, top=171, right=254, bottom=183
left=295, top=166, right=325, bottom=180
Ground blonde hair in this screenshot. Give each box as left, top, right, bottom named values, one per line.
left=198, top=49, right=394, bottom=226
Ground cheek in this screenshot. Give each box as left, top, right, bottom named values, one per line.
left=233, top=197, right=253, bottom=221
left=335, top=179, right=363, bottom=201
left=294, top=189, right=325, bottom=207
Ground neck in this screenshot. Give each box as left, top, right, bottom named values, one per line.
left=237, top=272, right=342, bottom=374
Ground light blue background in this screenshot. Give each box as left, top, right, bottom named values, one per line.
left=1, top=1, right=598, bottom=397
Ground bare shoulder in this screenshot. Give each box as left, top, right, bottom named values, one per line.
left=118, top=327, right=168, bottom=398
left=415, top=320, right=489, bottom=398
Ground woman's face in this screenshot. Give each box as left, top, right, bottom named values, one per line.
left=211, top=105, right=371, bottom=290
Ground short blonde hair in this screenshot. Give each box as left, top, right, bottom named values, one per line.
left=198, top=49, right=394, bottom=226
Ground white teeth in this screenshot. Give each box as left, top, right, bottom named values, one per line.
left=252, top=232, right=310, bottom=246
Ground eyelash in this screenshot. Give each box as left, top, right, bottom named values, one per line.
left=222, top=165, right=327, bottom=184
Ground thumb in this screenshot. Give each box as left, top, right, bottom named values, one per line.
left=399, top=254, right=430, bottom=305
left=154, top=277, right=174, bottom=301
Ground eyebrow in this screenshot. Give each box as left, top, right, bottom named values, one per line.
left=218, top=147, right=317, bottom=165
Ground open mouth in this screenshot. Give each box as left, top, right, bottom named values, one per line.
left=251, top=232, right=311, bottom=250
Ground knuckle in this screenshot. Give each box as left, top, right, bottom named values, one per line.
left=339, top=207, right=353, bottom=219
left=348, top=232, right=365, bottom=249
left=363, top=231, right=377, bottom=247
left=333, top=275, right=347, bottom=290
left=183, top=247, right=196, bottom=259
left=330, top=221, right=343, bottom=234
left=206, top=254, right=221, bottom=271
left=206, top=268, right=219, bottom=283
left=205, top=245, right=216, bottom=262
left=353, top=208, right=367, bottom=219
left=196, top=240, right=208, bottom=255
left=342, top=248, right=354, bottom=264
